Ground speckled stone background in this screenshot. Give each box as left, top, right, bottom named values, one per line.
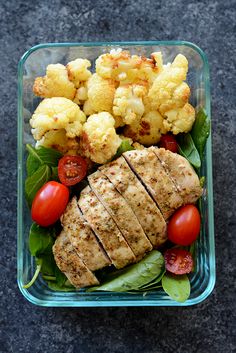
left=1, top=0, right=236, bottom=352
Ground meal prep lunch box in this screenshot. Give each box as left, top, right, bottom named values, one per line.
left=17, top=41, right=215, bottom=306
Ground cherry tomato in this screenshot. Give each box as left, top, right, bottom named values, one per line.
left=164, top=248, right=193, bottom=274
left=31, top=181, right=69, bottom=227
left=160, top=133, right=178, bottom=153
left=168, top=204, right=201, bottom=246
left=58, top=155, right=87, bottom=186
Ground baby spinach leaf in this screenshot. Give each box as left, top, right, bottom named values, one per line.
left=26, top=144, right=62, bottom=176
left=140, top=269, right=166, bottom=289
left=87, top=250, right=164, bottom=292
left=162, top=273, right=190, bottom=303
left=38, top=254, right=56, bottom=276
left=47, top=280, right=75, bottom=292
left=51, top=166, right=59, bottom=181
left=177, top=133, right=201, bottom=168
left=191, top=109, right=210, bottom=160
left=55, top=266, right=67, bottom=287
left=29, top=223, right=55, bottom=257
left=25, top=165, right=51, bottom=205
left=113, top=139, right=134, bottom=160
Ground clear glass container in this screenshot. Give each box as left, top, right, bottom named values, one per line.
left=17, top=41, right=215, bottom=306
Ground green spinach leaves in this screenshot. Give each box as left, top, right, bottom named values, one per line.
left=113, top=139, right=134, bottom=160
left=87, top=250, right=165, bottom=292
left=177, top=133, right=201, bottom=168
left=24, top=223, right=72, bottom=291
left=24, top=145, right=72, bottom=291
left=25, top=144, right=62, bottom=206
left=162, top=273, right=190, bottom=303
left=177, top=109, right=210, bottom=169
left=191, top=108, right=210, bottom=160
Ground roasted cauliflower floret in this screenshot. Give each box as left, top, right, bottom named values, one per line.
left=96, top=49, right=162, bottom=85
left=30, top=97, right=86, bottom=141
left=73, top=83, right=88, bottom=105
left=83, top=74, right=116, bottom=115
left=113, top=84, right=147, bottom=126
left=80, top=112, right=121, bottom=164
left=33, top=64, right=76, bottom=99
left=148, top=54, right=190, bottom=115
left=67, top=58, right=92, bottom=88
left=124, top=111, right=167, bottom=146
left=36, top=129, right=80, bottom=155
left=163, top=103, right=195, bottom=134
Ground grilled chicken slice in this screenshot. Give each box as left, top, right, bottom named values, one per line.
left=79, top=186, right=136, bottom=268
left=100, top=156, right=167, bottom=248
left=61, top=197, right=110, bottom=271
left=53, top=230, right=99, bottom=288
left=123, top=149, right=183, bottom=220
left=88, top=171, right=152, bottom=259
left=151, top=147, right=202, bottom=204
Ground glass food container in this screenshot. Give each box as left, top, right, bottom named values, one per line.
left=17, top=41, right=215, bottom=306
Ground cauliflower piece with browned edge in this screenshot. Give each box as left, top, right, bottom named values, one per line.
left=148, top=54, right=190, bottom=115
left=30, top=97, right=86, bottom=142
left=163, top=103, right=195, bottom=134
left=80, top=112, right=121, bottom=164
left=113, top=84, right=147, bottom=127
left=33, top=64, right=76, bottom=99
left=67, top=58, right=92, bottom=88
left=36, top=129, right=80, bottom=155
left=83, top=74, right=116, bottom=116
left=96, top=49, right=163, bottom=85
left=124, top=111, right=167, bottom=146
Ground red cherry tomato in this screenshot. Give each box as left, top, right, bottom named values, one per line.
left=160, top=134, right=178, bottom=153
left=58, top=155, right=87, bottom=186
left=31, top=181, right=69, bottom=227
left=164, top=248, right=193, bottom=274
left=167, top=204, right=201, bottom=246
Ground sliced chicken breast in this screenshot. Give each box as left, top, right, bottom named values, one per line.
left=52, top=230, right=99, bottom=288
left=151, top=147, right=202, bottom=204
left=100, top=156, right=167, bottom=248
left=88, top=171, right=152, bottom=259
left=79, top=186, right=136, bottom=268
left=61, top=197, right=111, bottom=271
left=123, top=149, right=183, bottom=220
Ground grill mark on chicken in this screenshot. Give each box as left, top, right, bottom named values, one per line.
left=79, top=185, right=136, bottom=268
left=99, top=156, right=167, bottom=247
left=88, top=171, right=152, bottom=260
left=151, top=147, right=203, bottom=204
left=52, top=230, right=99, bottom=288
left=123, top=149, right=183, bottom=220
left=61, top=197, right=111, bottom=271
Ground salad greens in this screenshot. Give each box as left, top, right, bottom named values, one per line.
left=26, top=144, right=62, bottom=176
left=29, top=222, right=55, bottom=256
left=177, top=133, right=201, bottom=169
left=25, top=144, right=62, bottom=206
left=162, top=273, right=190, bottom=303
left=177, top=109, right=210, bottom=169
left=191, top=109, right=210, bottom=160
left=24, top=145, right=72, bottom=291
left=25, top=165, right=51, bottom=205
left=24, top=222, right=73, bottom=291
left=87, top=250, right=164, bottom=292
left=113, top=139, right=134, bottom=160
